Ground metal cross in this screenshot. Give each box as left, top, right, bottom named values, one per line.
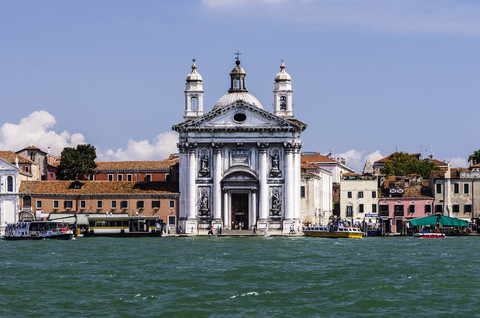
left=234, top=50, right=241, bottom=60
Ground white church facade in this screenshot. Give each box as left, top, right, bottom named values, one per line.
left=173, top=58, right=306, bottom=234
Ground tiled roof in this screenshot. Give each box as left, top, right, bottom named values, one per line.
left=0, top=151, right=32, bottom=164
left=17, top=145, right=47, bottom=154
left=20, top=181, right=179, bottom=195
left=301, top=162, right=319, bottom=169
left=95, top=158, right=179, bottom=171
left=301, top=153, right=336, bottom=163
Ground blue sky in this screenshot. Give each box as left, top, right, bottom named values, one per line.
left=1, top=0, right=479, bottom=172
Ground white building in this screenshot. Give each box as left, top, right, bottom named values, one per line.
left=300, top=162, right=333, bottom=226
left=0, top=157, right=20, bottom=235
left=301, top=152, right=354, bottom=183
left=173, top=58, right=306, bottom=234
left=340, top=175, right=378, bottom=224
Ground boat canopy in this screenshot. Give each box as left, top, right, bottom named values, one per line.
left=409, top=215, right=468, bottom=227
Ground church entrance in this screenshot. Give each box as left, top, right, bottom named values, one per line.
left=231, top=193, right=248, bottom=230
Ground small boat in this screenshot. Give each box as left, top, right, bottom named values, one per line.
left=4, top=221, right=74, bottom=240
left=85, top=216, right=165, bottom=237
left=304, top=219, right=363, bottom=238
left=413, top=232, right=445, bottom=238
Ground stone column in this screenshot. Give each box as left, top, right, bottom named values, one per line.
left=223, top=189, right=229, bottom=229
left=212, top=143, right=223, bottom=228
left=251, top=189, right=257, bottom=228
left=284, top=143, right=294, bottom=220
left=294, top=143, right=302, bottom=221
left=177, top=142, right=188, bottom=231
left=186, top=143, right=197, bottom=233
left=257, top=143, right=269, bottom=227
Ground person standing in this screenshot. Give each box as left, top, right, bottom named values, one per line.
left=252, top=224, right=257, bottom=235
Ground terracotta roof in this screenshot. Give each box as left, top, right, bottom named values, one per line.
left=17, top=145, right=47, bottom=154
left=95, top=158, right=179, bottom=171
left=20, top=181, right=179, bottom=195
left=0, top=151, right=32, bottom=164
left=301, top=153, right=336, bottom=164
left=301, top=162, right=319, bottom=169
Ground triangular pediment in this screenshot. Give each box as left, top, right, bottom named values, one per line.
left=0, top=157, right=18, bottom=171
left=173, top=101, right=306, bottom=132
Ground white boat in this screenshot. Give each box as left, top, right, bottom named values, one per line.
left=85, top=216, right=165, bottom=237
left=413, top=232, right=445, bottom=238
left=4, top=221, right=74, bottom=240
left=304, top=219, right=363, bottom=238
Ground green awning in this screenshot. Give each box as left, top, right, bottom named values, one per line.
left=409, top=215, right=469, bottom=227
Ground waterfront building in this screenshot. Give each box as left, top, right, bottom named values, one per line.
left=173, top=58, right=306, bottom=234
left=0, top=157, right=20, bottom=235
left=339, top=174, right=378, bottom=224
left=94, top=155, right=179, bottom=182
left=18, top=181, right=179, bottom=230
left=300, top=162, right=333, bottom=226
left=378, top=175, right=434, bottom=233
left=429, top=165, right=479, bottom=223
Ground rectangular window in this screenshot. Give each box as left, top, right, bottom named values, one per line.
left=372, top=204, right=377, bottom=213
left=121, top=201, right=128, bottom=209
left=152, top=200, right=160, bottom=209
left=80, top=200, right=86, bottom=209
left=108, top=174, right=113, bottom=181
left=145, top=174, right=152, bottom=182
left=454, top=183, right=459, bottom=194
left=380, top=205, right=389, bottom=213
left=359, top=204, right=364, bottom=213
left=465, top=205, right=472, bottom=213
left=127, top=174, right=133, bottom=181
left=464, top=183, right=470, bottom=194
left=36, top=200, right=42, bottom=209
left=117, top=174, right=123, bottom=181
left=358, top=191, right=364, bottom=199
left=372, top=191, right=376, bottom=198
left=435, top=204, right=443, bottom=213
left=453, top=205, right=459, bottom=213
left=137, top=200, right=145, bottom=209
left=97, top=200, right=103, bottom=209
left=347, top=192, right=352, bottom=199
left=64, top=201, right=73, bottom=209
left=89, top=174, right=94, bottom=181
left=300, top=186, right=306, bottom=198
left=436, top=184, right=442, bottom=194
left=53, top=200, right=59, bottom=209
left=425, top=205, right=432, bottom=213
left=409, top=204, right=415, bottom=213
left=111, top=200, right=117, bottom=209
left=169, top=200, right=175, bottom=208
left=346, top=206, right=353, bottom=217
left=168, top=216, right=176, bottom=225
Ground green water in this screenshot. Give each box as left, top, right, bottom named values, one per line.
left=1, top=236, right=480, bottom=317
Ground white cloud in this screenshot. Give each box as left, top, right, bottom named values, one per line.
left=0, top=111, right=86, bottom=155
left=446, top=157, right=469, bottom=168
left=202, top=0, right=480, bottom=36
left=337, top=149, right=384, bottom=173
left=97, top=132, right=178, bottom=161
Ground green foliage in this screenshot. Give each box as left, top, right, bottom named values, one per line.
left=380, top=152, right=439, bottom=179
left=469, top=149, right=480, bottom=166
left=57, top=144, right=97, bottom=180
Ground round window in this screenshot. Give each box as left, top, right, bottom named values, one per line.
left=233, top=113, right=247, bottom=123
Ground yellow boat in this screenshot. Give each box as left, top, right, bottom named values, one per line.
left=303, top=220, right=363, bottom=238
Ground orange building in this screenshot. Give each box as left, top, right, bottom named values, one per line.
left=94, top=155, right=179, bottom=182
left=19, top=180, right=179, bottom=231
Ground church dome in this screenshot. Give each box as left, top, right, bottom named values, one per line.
left=213, top=92, right=263, bottom=110
left=186, top=59, right=202, bottom=82
left=274, top=60, right=291, bottom=82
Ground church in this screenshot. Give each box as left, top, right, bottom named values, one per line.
left=172, top=57, right=306, bottom=234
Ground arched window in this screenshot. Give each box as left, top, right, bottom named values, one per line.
left=191, top=96, right=198, bottom=111
left=280, top=96, right=287, bottom=110
left=7, top=176, right=13, bottom=192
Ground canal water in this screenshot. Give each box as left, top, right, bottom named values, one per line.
left=1, top=236, right=480, bottom=317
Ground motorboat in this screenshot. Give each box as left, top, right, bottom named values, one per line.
left=413, top=232, right=445, bottom=238
left=304, top=219, right=363, bottom=238
left=4, top=221, right=74, bottom=240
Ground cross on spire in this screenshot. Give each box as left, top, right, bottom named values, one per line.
left=234, top=50, right=241, bottom=60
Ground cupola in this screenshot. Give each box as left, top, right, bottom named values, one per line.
left=184, top=59, right=204, bottom=120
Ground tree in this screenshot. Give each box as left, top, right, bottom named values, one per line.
left=57, top=144, right=97, bottom=180
left=380, top=152, right=439, bottom=179
left=469, top=149, right=480, bottom=166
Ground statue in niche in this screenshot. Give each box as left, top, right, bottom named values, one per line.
left=199, top=191, right=209, bottom=216
left=270, top=189, right=281, bottom=216
left=199, top=155, right=210, bottom=176
left=270, top=153, right=280, bottom=176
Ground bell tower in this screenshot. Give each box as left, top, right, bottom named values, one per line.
left=184, top=59, right=204, bottom=120
left=273, top=60, right=293, bottom=118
